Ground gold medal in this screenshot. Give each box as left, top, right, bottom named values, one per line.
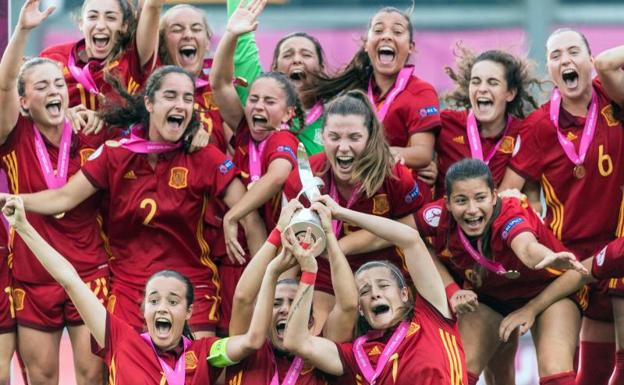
left=573, top=165, right=586, bottom=179
left=504, top=270, right=521, bottom=279
left=54, top=212, right=65, bottom=220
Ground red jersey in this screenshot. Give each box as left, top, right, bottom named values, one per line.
left=283, top=153, right=423, bottom=293
left=509, top=79, right=624, bottom=257
left=0, top=116, right=109, bottom=283
left=416, top=198, right=578, bottom=306
left=81, top=141, right=237, bottom=291
left=194, top=72, right=228, bottom=153
left=40, top=39, right=147, bottom=111
left=435, top=109, right=521, bottom=198
left=225, top=342, right=327, bottom=385
left=233, top=120, right=299, bottom=230
left=93, top=313, right=222, bottom=385
left=334, top=296, right=466, bottom=385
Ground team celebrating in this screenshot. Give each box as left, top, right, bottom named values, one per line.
left=0, top=0, right=623, bottom=384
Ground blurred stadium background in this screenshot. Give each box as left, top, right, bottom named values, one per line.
left=1, top=0, right=623, bottom=384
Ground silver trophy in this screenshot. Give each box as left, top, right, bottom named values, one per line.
left=285, top=143, right=327, bottom=257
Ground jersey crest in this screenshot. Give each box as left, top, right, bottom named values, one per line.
left=602, top=104, right=620, bottom=127
left=499, top=136, right=515, bottom=154
left=169, top=167, right=188, bottom=189
left=372, top=194, right=390, bottom=215
left=185, top=351, right=198, bottom=370
left=80, top=148, right=95, bottom=166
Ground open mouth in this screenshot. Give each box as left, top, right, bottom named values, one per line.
left=289, top=69, right=306, bottom=82
left=475, top=97, right=494, bottom=113
left=166, top=114, right=185, bottom=129
left=45, top=100, right=62, bottom=116
left=377, top=46, right=396, bottom=65
left=179, top=45, right=198, bottom=64
left=463, top=216, right=484, bottom=232
left=561, top=69, right=579, bottom=89
left=275, top=320, right=287, bottom=338
left=335, top=155, right=354, bottom=170
left=92, top=34, right=110, bottom=50
left=252, top=114, right=270, bottom=129
left=155, top=318, right=172, bottom=336
left=372, top=304, right=390, bottom=316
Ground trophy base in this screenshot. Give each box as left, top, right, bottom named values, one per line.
left=284, top=209, right=326, bottom=257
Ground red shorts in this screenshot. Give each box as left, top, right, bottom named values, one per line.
left=14, top=271, right=109, bottom=331
left=584, top=280, right=613, bottom=322
left=108, top=280, right=219, bottom=333
left=479, top=287, right=587, bottom=317
left=0, top=251, right=15, bottom=334
left=216, top=264, right=245, bottom=335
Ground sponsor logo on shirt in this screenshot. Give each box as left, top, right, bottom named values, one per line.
left=419, top=106, right=439, bottom=117
left=423, top=206, right=442, bottom=227
left=566, top=132, right=578, bottom=141
left=452, top=135, right=465, bottom=144
left=169, top=167, right=188, bottom=189
left=407, top=322, right=421, bottom=336
left=404, top=183, right=420, bottom=203
left=123, top=170, right=137, bottom=180
left=372, top=194, right=390, bottom=215
left=88, top=145, right=104, bottom=161
left=501, top=217, right=524, bottom=240
left=368, top=345, right=382, bottom=356
left=277, top=145, right=297, bottom=161
left=219, top=159, right=234, bottom=174
left=596, top=246, right=607, bottom=267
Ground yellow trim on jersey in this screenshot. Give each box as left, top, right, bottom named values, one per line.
left=96, top=214, right=115, bottom=260
left=196, top=195, right=221, bottom=304
left=108, top=357, right=116, bottom=385
left=541, top=175, right=564, bottom=240
left=439, top=329, right=464, bottom=385
left=228, top=370, right=243, bottom=385
left=616, top=192, right=624, bottom=237
left=3, top=151, right=19, bottom=193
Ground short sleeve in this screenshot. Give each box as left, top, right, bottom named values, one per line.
left=333, top=341, right=357, bottom=383
left=415, top=201, right=444, bottom=238
left=202, top=146, right=239, bottom=198
left=495, top=199, right=536, bottom=247
left=81, top=144, right=111, bottom=189
left=283, top=167, right=303, bottom=201
left=91, top=313, right=130, bottom=364
left=391, top=164, right=424, bottom=217
left=405, top=83, right=441, bottom=135
left=265, top=132, right=298, bottom=170
left=509, top=114, right=545, bottom=182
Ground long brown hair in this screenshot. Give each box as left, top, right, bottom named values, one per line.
left=322, top=90, right=394, bottom=198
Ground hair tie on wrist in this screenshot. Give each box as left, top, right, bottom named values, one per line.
left=300, top=271, right=316, bottom=286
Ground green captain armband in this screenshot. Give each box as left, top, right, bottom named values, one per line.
left=208, top=338, right=238, bottom=367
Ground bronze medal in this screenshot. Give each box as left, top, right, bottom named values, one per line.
left=54, top=212, right=65, bottom=220
left=573, top=165, right=586, bottom=179
left=504, top=270, right=521, bottom=279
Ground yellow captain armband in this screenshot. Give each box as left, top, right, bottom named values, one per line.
left=208, top=337, right=238, bottom=368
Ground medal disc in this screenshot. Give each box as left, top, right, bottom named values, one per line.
left=504, top=270, right=521, bottom=279
left=573, top=165, right=586, bottom=179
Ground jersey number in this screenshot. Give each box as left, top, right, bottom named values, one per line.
left=598, top=144, right=613, bottom=177
left=140, top=198, right=157, bottom=226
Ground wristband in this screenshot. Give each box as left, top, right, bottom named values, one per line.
left=267, top=228, right=281, bottom=247
left=300, top=271, right=317, bottom=286
left=207, top=337, right=238, bottom=367
left=445, top=282, right=461, bottom=299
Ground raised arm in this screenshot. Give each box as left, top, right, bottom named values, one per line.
left=337, top=214, right=416, bottom=255
left=0, top=0, right=55, bottom=144
left=316, top=194, right=450, bottom=318
left=19, top=171, right=98, bottom=216
left=595, top=45, right=624, bottom=107
left=2, top=196, right=106, bottom=345
left=311, top=202, right=358, bottom=342
left=225, top=247, right=298, bottom=361
left=135, top=0, right=165, bottom=67
left=227, top=0, right=263, bottom=104
left=229, top=199, right=303, bottom=335
left=282, top=229, right=345, bottom=376
left=210, top=0, right=266, bottom=130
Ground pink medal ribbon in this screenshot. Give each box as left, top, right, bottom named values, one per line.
left=549, top=88, right=599, bottom=168
left=465, top=111, right=512, bottom=164
left=119, top=124, right=182, bottom=154
left=68, top=49, right=100, bottom=95
left=353, top=320, right=409, bottom=385
left=140, top=333, right=190, bottom=385
left=269, top=354, right=304, bottom=385
left=195, top=58, right=213, bottom=89
left=304, top=102, right=324, bottom=126
left=367, top=66, right=414, bottom=122
left=248, top=138, right=269, bottom=183
left=457, top=226, right=519, bottom=279
left=33, top=119, right=73, bottom=189
left=328, top=175, right=359, bottom=236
